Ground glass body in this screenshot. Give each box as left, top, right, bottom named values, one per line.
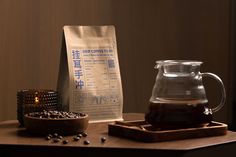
left=145, top=60, right=226, bottom=128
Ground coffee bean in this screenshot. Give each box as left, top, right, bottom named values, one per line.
left=101, top=137, right=106, bottom=143
left=53, top=138, right=60, bottom=143
left=58, top=136, right=63, bottom=139
left=45, top=136, right=51, bottom=140
left=82, top=132, right=88, bottom=137
left=62, top=140, right=69, bottom=144
left=77, top=134, right=82, bottom=138
left=53, top=133, right=58, bottom=137
left=73, top=136, right=80, bottom=141
left=80, top=113, right=86, bottom=117
left=84, top=140, right=90, bottom=145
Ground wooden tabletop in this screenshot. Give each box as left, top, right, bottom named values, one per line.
left=0, top=113, right=236, bottom=156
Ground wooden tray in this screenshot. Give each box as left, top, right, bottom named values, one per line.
left=108, top=120, right=228, bottom=142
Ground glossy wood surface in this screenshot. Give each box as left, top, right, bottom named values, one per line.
left=0, top=113, right=236, bottom=150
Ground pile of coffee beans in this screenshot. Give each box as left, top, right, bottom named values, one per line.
left=27, top=110, right=86, bottom=119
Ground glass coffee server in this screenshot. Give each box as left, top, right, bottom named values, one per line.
left=145, top=60, right=226, bottom=128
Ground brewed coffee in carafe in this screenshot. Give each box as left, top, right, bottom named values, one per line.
left=145, top=60, right=226, bottom=128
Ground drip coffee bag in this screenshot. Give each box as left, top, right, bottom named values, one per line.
left=57, top=26, right=123, bottom=122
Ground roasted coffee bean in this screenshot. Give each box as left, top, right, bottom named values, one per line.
left=62, top=140, right=69, bottom=144
left=77, top=134, right=82, bottom=138
left=45, top=136, right=51, bottom=140
left=53, top=138, right=61, bottom=143
left=79, top=113, right=86, bottom=117
left=101, top=137, right=106, bottom=143
left=58, top=136, right=63, bottom=139
left=73, top=136, right=80, bottom=141
left=84, top=140, right=90, bottom=145
left=53, top=133, right=58, bottom=137
left=82, top=132, right=88, bottom=137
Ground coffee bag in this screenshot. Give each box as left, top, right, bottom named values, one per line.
left=57, top=26, right=123, bottom=122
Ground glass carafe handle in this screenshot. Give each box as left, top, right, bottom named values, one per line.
left=202, top=73, right=226, bottom=113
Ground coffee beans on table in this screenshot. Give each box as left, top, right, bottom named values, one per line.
left=43, top=131, right=108, bottom=145
left=73, top=136, right=80, bottom=141
left=101, top=137, right=106, bottom=143
left=45, top=136, right=51, bottom=140
left=62, top=140, right=69, bottom=144
left=53, top=138, right=61, bottom=143
left=82, top=132, right=88, bottom=137
left=83, top=140, right=90, bottom=145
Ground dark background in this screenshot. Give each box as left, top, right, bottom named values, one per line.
left=0, top=0, right=234, bottom=128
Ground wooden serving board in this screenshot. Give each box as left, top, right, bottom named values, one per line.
left=108, top=120, right=228, bottom=142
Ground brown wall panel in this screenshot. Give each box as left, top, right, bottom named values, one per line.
left=0, top=0, right=231, bottom=123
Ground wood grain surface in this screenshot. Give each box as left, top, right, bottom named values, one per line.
left=0, top=113, right=236, bottom=151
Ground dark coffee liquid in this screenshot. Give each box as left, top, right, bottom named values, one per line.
left=145, top=101, right=213, bottom=129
